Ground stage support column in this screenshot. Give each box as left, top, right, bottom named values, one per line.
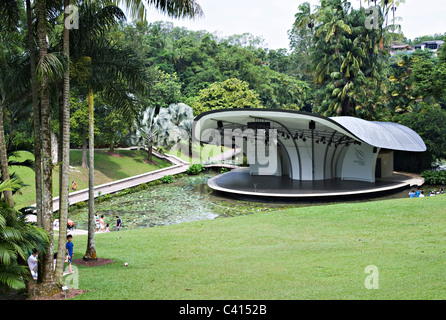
left=309, top=120, right=316, bottom=180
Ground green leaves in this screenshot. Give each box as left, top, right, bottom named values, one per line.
left=421, top=170, right=446, bottom=185
left=112, top=0, right=203, bottom=22
left=310, top=0, right=390, bottom=119
left=192, top=78, right=262, bottom=115
left=0, top=197, right=49, bottom=291
left=36, top=52, right=66, bottom=84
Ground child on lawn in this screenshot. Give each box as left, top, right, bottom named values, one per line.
left=66, top=235, right=74, bottom=274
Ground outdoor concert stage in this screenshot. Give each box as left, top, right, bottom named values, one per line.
left=194, top=109, right=426, bottom=200
left=208, top=167, right=422, bottom=199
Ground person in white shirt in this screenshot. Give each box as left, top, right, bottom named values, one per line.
left=95, top=213, right=100, bottom=232
left=27, top=248, right=38, bottom=279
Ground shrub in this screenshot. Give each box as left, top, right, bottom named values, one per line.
left=186, top=164, right=204, bottom=175
left=160, top=175, right=174, bottom=184
left=421, top=170, right=446, bottom=185
left=148, top=179, right=163, bottom=187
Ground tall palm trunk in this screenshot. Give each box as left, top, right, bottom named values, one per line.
left=0, top=99, right=13, bottom=207
left=36, top=0, right=59, bottom=295
left=56, top=0, right=71, bottom=282
left=26, top=0, right=43, bottom=226
left=83, top=86, right=97, bottom=260
left=82, top=124, right=88, bottom=168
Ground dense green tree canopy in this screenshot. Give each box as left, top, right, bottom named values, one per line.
left=191, top=78, right=262, bottom=115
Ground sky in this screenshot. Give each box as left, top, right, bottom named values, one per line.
left=142, top=0, right=446, bottom=50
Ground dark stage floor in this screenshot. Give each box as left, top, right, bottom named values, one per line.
left=208, top=168, right=422, bottom=198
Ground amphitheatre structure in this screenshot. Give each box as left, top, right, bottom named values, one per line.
left=193, top=108, right=427, bottom=198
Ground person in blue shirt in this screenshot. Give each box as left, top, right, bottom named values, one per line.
left=66, top=234, right=74, bottom=274
left=116, top=216, right=122, bottom=231
left=409, top=190, right=415, bottom=198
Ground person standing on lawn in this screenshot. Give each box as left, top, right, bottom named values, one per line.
left=100, top=215, right=105, bottom=232
left=66, top=235, right=74, bottom=274
left=27, top=248, right=39, bottom=279
left=95, top=212, right=100, bottom=232
left=116, top=216, right=122, bottom=231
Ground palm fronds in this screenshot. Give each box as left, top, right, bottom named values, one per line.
left=0, top=195, right=49, bottom=291
left=113, top=0, right=203, bottom=22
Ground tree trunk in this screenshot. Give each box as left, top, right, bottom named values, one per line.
left=0, top=100, right=14, bottom=207
left=26, top=0, right=42, bottom=227
left=188, top=136, right=193, bottom=162
left=56, top=0, right=71, bottom=282
left=7, top=112, right=15, bottom=151
left=82, top=124, right=88, bottom=169
left=147, top=141, right=152, bottom=162
left=36, top=0, right=59, bottom=295
left=84, top=86, right=97, bottom=260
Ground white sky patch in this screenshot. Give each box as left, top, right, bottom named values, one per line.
left=136, top=0, right=446, bottom=50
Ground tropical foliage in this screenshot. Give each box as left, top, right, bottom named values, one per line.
left=304, top=0, right=391, bottom=119
left=191, top=78, right=262, bottom=115
left=153, top=103, right=194, bottom=156
left=0, top=0, right=446, bottom=298
left=421, top=170, right=446, bottom=185
left=0, top=179, right=49, bottom=292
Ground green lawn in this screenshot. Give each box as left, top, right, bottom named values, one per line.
left=166, top=141, right=231, bottom=163
left=67, top=195, right=446, bottom=300
left=9, top=149, right=172, bottom=209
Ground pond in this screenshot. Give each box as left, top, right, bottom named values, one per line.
left=69, top=172, right=292, bottom=230
left=68, top=170, right=441, bottom=231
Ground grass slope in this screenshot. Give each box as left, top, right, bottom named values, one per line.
left=68, top=195, right=446, bottom=300
left=9, top=149, right=171, bottom=209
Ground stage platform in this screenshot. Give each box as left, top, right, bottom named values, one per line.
left=207, top=167, right=423, bottom=199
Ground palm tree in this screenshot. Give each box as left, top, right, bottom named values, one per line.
left=75, top=0, right=203, bottom=260
left=130, top=106, right=158, bottom=162
left=154, top=103, right=194, bottom=158
left=0, top=92, right=14, bottom=207
left=25, top=0, right=43, bottom=230
left=35, top=0, right=64, bottom=295
left=113, top=0, right=203, bottom=22
left=55, top=0, right=71, bottom=283
left=293, top=2, right=317, bottom=35
left=311, top=0, right=390, bottom=119
left=0, top=2, right=21, bottom=207
left=68, top=1, right=146, bottom=260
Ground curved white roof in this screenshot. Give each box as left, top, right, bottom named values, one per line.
left=330, top=116, right=426, bottom=152
left=194, top=109, right=426, bottom=152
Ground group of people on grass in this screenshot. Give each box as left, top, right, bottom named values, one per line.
left=95, top=213, right=122, bottom=232
left=28, top=215, right=123, bottom=280
left=409, top=187, right=444, bottom=198
left=27, top=234, right=75, bottom=280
